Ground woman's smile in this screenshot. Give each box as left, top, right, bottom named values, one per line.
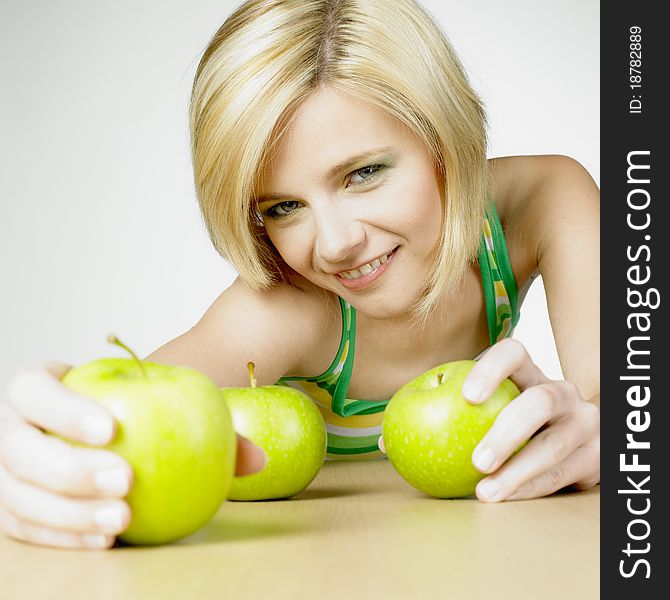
left=335, top=246, right=399, bottom=291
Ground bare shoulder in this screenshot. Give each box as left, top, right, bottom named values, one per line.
left=490, top=155, right=600, bottom=397
left=147, top=276, right=337, bottom=387
left=489, top=155, right=599, bottom=276
left=491, top=155, right=598, bottom=220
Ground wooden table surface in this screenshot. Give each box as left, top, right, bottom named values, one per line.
left=1, top=460, right=599, bottom=600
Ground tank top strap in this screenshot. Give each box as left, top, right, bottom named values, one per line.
left=275, top=297, right=387, bottom=418
left=478, top=200, right=520, bottom=344
left=331, top=299, right=387, bottom=417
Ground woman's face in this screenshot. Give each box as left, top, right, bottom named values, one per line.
left=255, top=86, right=444, bottom=321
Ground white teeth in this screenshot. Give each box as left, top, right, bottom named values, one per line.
left=339, top=250, right=393, bottom=280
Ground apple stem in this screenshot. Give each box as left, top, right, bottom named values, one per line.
left=108, top=335, right=147, bottom=379
left=437, top=372, right=444, bottom=385
left=247, top=362, right=258, bottom=388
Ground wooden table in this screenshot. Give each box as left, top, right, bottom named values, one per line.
left=1, top=460, right=599, bottom=599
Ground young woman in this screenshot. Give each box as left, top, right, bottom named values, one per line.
left=0, top=0, right=599, bottom=550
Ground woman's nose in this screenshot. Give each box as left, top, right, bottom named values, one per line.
left=314, top=209, right=366, bottom=266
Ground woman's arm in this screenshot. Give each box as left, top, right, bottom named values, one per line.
left=146, top=276, right=327, bottom=475
left=522, top=155, right=600, bottom=403
left=146, top=276, right=322, bottom=388
left=461, top=155, right=600, bottom=501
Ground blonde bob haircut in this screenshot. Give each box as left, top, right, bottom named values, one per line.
left=190, top=0, right=489, bottom=330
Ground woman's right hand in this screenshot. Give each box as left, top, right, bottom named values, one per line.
left=0, top=362, right=133, bottom=550
left=0, top=361, right=267, bottom=551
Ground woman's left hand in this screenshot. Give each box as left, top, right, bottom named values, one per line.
left=461, top=338, right=600, bottom=502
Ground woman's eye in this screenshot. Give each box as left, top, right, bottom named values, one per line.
left=262, top=164, right=386, bottom=219
left=348, top=164, right=385, bottom=186
left=265, top=200, right=300, bottom=218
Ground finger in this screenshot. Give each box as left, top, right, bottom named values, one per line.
left=471, top=381, right=580, bottom=474
left=5, top=362, right=117, bottom=446
left=474, top=416, right=588, bottom=501
left=234, top=434, right=267, bottom=476
left=0, top=504, right=115, bottom=550
left=378, top=436, right=386, bottom=454
left=505, top=443, right=600, bottom=501
left=0, top=418, right=132, bottom=498
left=0, top=463, right=130, bottom=535
left=462, top=338, right=550, bottom=404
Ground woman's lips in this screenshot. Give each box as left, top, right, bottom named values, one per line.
left=335, top=247, right=398, bottom=290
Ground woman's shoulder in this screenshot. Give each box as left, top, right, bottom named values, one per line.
left=208, top=277, right=340, bottom=375
left=488, top=155, right=599, bottom=290
left=222, top=274, right=339, bottom=333
left=489, top=154, right=597, bottom=222
left=145, top=275, right=337, bottom=387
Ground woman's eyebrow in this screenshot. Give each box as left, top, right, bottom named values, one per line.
left=325, top=146, right=394, bottom=178
left=255, top=146, right=394, bottom=204
left=255, top=192, right=285, bottom=204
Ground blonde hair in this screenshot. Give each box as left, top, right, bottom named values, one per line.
left=190, top=0, right=489, bottom=330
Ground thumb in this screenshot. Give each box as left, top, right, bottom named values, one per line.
left=234, top=434, right=267, bottom=476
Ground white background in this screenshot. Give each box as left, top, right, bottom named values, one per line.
left=0, top=0, right=599, bottom=389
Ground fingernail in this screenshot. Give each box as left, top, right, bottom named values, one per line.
left=95, top=468, right=129, bottom=495
left=478, top=479, right=501, bottom=501
left=83, top=533, right=108, bottom=548
left=472, top=446, right=495, bottom=471
left=81, top=415, right=113, bottom=445
left=259, top=448, right=269, bottom=469
left=462, top=378, right=484, bottom=402
left=94, top=506, right=124, bottom=532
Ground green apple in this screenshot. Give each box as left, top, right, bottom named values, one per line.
left=59, top=336, right=236, bottom=545
left=382, top=360, right=520, bottom=498
left=220, top=362, right=327, bottom=501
